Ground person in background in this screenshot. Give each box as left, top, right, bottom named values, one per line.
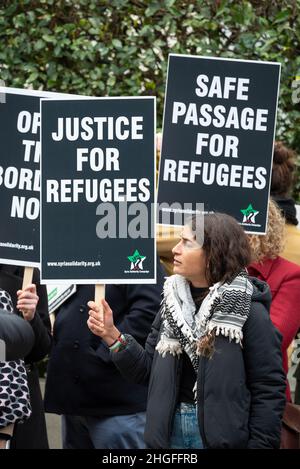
left=0, top=265, right=51, bottom=449
left=271, top=140, right=300, bottom=265
left=88, top=213, right=286, bottom=449
left=0, top=288, right=34, bottom=449
left=271, top=141, right=300, bottom=403
left=248, top=199, right=300, bottom=402
left=44, top=261, right=165, bottom=449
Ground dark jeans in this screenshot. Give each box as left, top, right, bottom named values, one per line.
left=170, top=402, right=204, bottom=449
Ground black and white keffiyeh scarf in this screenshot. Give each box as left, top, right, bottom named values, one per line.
left=156, top=271, right=253, bottom=374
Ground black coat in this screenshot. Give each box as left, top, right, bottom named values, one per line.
left=112, top=277, right=287, bottom=449
left=0, top=309, right=34, bottom=360
left=44, top=263, right=165, bottom=417
left=0, top=264, right=51, bottom=449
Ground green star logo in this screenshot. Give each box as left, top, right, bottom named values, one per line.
left=127, top=249, right=146, bottom=271
left=240, top=204, right=259, bottom=224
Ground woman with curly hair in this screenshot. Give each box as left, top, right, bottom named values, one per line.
left=271, top=141, right=300, bottom=265
left=248, top=198, right=300, bottom=402
left=87, top=212, right=285, bottom=449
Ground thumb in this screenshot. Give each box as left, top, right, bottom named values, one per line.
left=101, top=299, right=113, bottom=321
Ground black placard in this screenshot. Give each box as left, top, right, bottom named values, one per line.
left=0, top=88, right=67, bottom=266
left=158, top=54, right=281, bottom=233
left=41, top=97, right=156, bottom=284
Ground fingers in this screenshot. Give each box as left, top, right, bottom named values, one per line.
left=87, top=301, right=104, bottom=325
left=87, top=299, right=112, bottom=319
left=88, top=309, right=102, bottom=321
left=87, top=299, right=115, bottom=341
left=17, top=283, right=37, bottom=295
left=87, top=316, right=104, bottom=337
left=17, top=284, right=38, bottom=302
left=17, top=300, right=38, bottom=309
left=87, top=300, right=98, bottom=312
left=87, top=301, right=101, bottom=321
left=88, top=316, right=104, bottom=329
left=17, top=295, right=38, bottom=310
left=16, top=284, right=38, bottom=321
left=101, top=299, right=112, bottom=315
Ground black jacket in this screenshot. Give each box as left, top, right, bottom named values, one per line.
left=0, top=309, right=34, bottom=360
left=0, top=264, right=51, bottom=449
left=112, top=277, right=286, bottom=449
left=44, top=263, right=165, bottom=416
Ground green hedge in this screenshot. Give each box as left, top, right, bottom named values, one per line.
left=1, top=0, right=299, bottom=201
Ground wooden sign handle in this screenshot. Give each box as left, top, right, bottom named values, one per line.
left=22, top=267, right=34, bottom=290
left=95, top=284, right=105, bottom=322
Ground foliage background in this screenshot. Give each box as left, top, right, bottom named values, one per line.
left=0, top=0, right=300, bottom=201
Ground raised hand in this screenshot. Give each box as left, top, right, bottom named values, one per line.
left=17, top=284, right=39, bottom=322
left=87, top=298, right=120, bottom=346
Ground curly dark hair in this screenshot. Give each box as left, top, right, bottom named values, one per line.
left=190, top=212, right=251, bottom=286
left=271, top=141, right=296, bottom=197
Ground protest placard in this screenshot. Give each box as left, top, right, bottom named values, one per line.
left=47, top=284, right=77, bottom=314
left=157, top=54, right=281, bottom=233
left=0, top=88, right=70, bottom=267
left=41, top=97, right=156, bottom=284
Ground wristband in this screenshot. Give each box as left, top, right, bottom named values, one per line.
left=109, top=334, right=127, bottom=352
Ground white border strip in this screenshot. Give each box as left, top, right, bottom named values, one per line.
left=0, top=87, right=72, bottom=97
left=42, top=278, right=157, bottom=285
left=168, top=53, right=281, bottom=67
left=264, top=62, right=282, bottom=236
left=0, top=257, right=40, bottom=268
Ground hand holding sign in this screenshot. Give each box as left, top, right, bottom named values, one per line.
left=17, top=283, right=39, bottom=322
left=87, top=299, right=120, bottom=346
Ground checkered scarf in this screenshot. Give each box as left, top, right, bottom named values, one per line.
left=156, top=271, right=253, bottom=373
